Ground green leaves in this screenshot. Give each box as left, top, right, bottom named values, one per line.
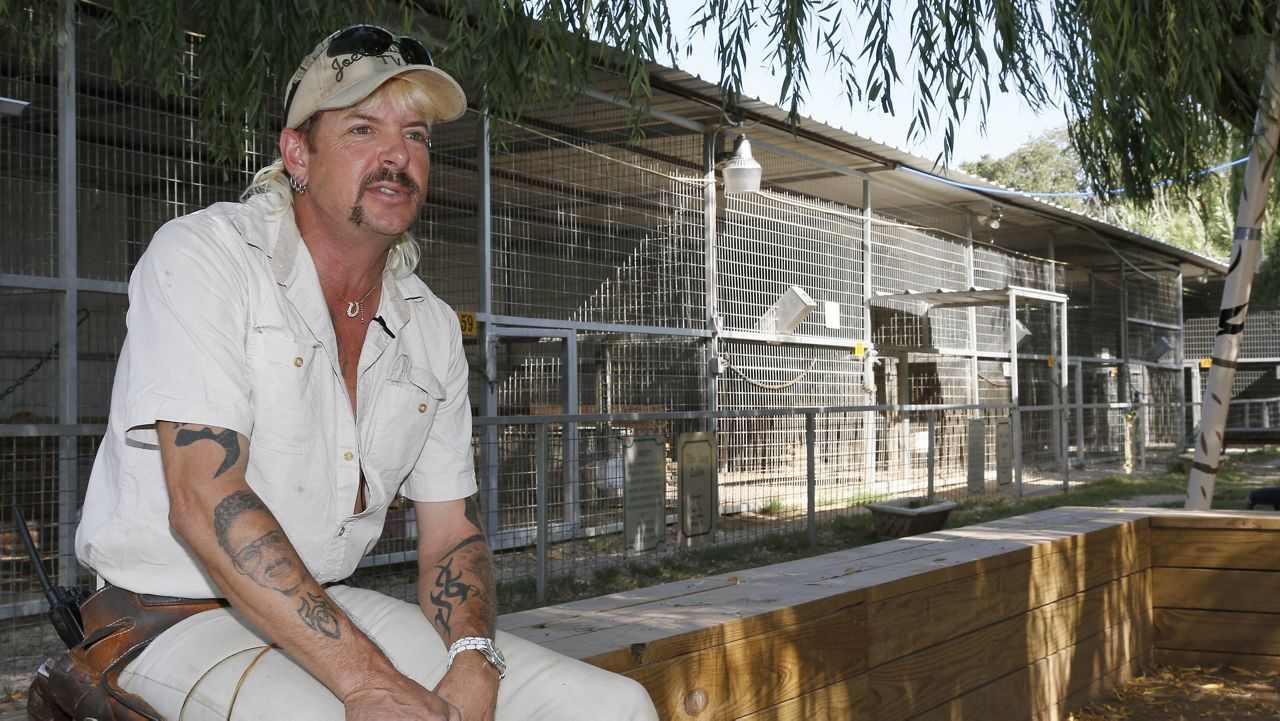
left=2, top=0, right=1277, bottom=202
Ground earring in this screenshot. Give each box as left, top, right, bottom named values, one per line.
left=289, top=175, right=307, bottom=194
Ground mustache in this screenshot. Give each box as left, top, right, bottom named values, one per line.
left=361, top=168, right=421, bottom=196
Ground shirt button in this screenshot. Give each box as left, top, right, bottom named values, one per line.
left=338, top=525, right=349, bottom=537
left=293, top=357, right=304, bottom=367
left=418, top=403, right=428, bottom=413
left=343, top=451, right=354, bottom=461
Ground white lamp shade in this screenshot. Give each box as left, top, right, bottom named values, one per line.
left=723, top=136, right=762, bottom=193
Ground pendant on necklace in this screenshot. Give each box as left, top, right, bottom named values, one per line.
left=346, top=302, right=359, bottom=318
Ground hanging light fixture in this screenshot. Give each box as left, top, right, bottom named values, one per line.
left=977, top=204, right=1004, bottom=230
left=719, top=133, right=762, bottom=194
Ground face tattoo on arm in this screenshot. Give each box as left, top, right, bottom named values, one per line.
left=212, top=490, right=342, bottom=639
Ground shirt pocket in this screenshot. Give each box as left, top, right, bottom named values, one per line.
left=368, top=356, right=445, bottom=486
left=245, top=327, right=322, bottom=454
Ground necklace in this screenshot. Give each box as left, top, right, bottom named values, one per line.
left=320, top=277, right=379, bottom=324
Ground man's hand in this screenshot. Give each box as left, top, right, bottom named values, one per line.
left=433, top=654, right=500, bottom=721
left=344, top=672, right=460, bottom=720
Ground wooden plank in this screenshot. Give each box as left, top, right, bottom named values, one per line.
left=1154, top=648, right=1280, bottom=673
left=865, top=523, right=1149, bottom=667
left=1045, top=657, right=1145, bottom=721
left=1153, top=567, right=1280, bottom=613
left=1152, top=527, right=1280, bottom=570
left=1027, top=615, right=1152, bottom=717
left=846, top=517, right=1148, bottom=608
left=747, top=581, right=1150, bottom=721
left=910, top=616, right=1149, bottom=721
left=1154, top=607, right=1280, bottom=657
left=1149, top=509, right=1280, bottom=531
left=621, top=603, right=868, bottom=721
left=736, top=674, right=871, bottom=721
left=860, top=571, right=1150, bottom=720
left=500, top=576, right=742, bottom=628
left=509, top=514, right=1148, bottom=669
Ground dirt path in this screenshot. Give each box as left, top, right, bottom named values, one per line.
left=1069, top=665, right=1280, bottom=720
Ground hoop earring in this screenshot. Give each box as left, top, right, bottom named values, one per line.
left=289, top=176, right=307, bottom=194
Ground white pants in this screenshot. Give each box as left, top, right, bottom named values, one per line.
left=119, top=585, right=658, bottom=720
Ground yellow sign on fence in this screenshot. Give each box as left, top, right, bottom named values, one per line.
left=457, top=311, right=477, bottom=336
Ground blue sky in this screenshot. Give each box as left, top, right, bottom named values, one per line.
left=665, top=0, right=1067, bottom=165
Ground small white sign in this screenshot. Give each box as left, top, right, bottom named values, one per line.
left=1002, top=362, right=1013, bottom=377
left=824, top=301, right=840, bottom=329
left=623, top=435, right=667, bottom=552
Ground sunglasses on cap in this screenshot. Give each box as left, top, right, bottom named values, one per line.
left=328, top=25, right=434, bottom=66
left=284, top=25, right=436, bottom=124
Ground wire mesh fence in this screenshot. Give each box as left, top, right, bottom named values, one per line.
left=0, top=7, right=1225, bottom=698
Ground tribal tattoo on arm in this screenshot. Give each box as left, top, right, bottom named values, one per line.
left=212, top=490, right=342, bottom=640
left=172, top=423, right=241, bottom=477
left=428, top=494, right=496, bottom=637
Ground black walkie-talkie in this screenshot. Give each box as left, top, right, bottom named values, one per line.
left=11, top=504, right=86, bottom=648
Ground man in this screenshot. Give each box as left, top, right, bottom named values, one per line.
left=75, top=25, right=659, bottom=720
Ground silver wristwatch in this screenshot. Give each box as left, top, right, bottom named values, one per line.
left=447, top=636, right=507, bottom=679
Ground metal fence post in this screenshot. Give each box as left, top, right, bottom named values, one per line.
left=926, top=411, right=936, bottom=503
left=806, top=412, right=816, bottom=548
left=57, top=0, right=80, bottom=588
left=1074, top=361, right=1086, bottom=468
left=535, top=423, right=548, bottom=605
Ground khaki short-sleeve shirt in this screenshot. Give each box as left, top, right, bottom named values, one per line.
left=76, top=194, right=476, bottom=598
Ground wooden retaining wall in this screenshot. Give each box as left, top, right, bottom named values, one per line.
left=1151, top=511, right=1280, bottom=673
left=500, top=507, right=1279, bottom=720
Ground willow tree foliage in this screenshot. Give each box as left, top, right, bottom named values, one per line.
left=962, top=129, right=1240, bottom=259
left=1, top=0, right=1276, bottom=198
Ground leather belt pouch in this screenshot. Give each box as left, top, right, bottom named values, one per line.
left=28, top=586, right=227, bottom=720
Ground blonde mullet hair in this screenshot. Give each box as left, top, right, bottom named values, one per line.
left=243, top=77, right=442, bottom=279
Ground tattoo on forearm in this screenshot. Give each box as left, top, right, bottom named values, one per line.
left=439, top=534, right=485, bottom=559
left=298, top=592, right=341, bottom=639
left=213, top=491, right=306, bottom=596
left=174, top=424, right=241, bottom=477
left=463, top=494, right=485, bottom=535
left=213, top=491, right=268, bottom=551
left=465, top=549, right=498, bottom=631
left=429, top=556, right=486, bottom=635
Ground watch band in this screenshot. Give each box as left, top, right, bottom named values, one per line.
left=447, top=636, right=507, bottom=679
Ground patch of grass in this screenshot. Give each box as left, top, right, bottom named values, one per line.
left=755, top=499, right=792, bottom=515
left=497, top=458, right=1271, bottom=614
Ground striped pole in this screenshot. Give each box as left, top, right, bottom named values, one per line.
left=1186, top=45, right=1280, bottom=510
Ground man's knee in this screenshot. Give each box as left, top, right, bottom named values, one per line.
left=612, top=674, right=660, bottom=721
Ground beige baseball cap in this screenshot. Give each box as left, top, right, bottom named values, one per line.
left=284, top=25, right=466, bottom=129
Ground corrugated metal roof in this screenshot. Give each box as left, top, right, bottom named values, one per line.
left=588, top=65, right=1228, bottom=278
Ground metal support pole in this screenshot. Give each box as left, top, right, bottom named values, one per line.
left=1074, top=360, right=1086, bottom=467
left=1119, top=264, right=1131, bottom=414
left=964, top=217, right=979, bottom=413
left=57, top=0, right=79, bottom=588
left=861, top=179, right=877, bottom=487
left=805, top=412, right=816, bottom=548
left=1048, top=241, right=1068, bottom=491
left=534, top=423, right=548, bottom=605
left=1190, top=363, right=1203, bottom=433
left=926, top=411, right=936, bottom=503
left=1188, top=36, right=1280, bottom=509
left=563, top=333, right=580, bottom=532
left=1175, top=272, right=1187, bottom=449
left=1139, top=403, right=1148, bottom=472
left=1009, top=291, right=1024, bottom=496
left=476, top=114, right=501, bottom=538
left=703, top=133, right=720, bottom=436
